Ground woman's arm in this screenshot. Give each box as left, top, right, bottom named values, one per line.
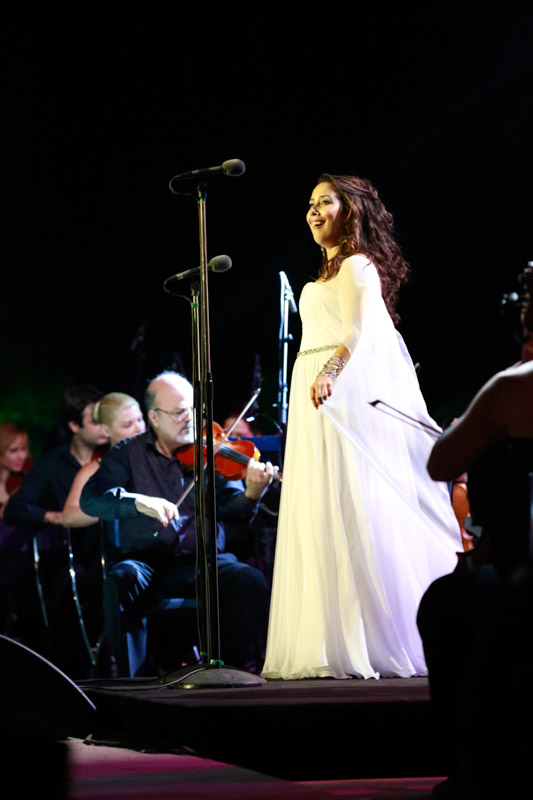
left=427, top=374, right=506, bottom=481
left=310, top=343, right=351, bottom=409
left=63, top=459, right=101, bottom=527
left=310, top=256, right=371, bottom=409
left=428, top=364, right=533, bottom=481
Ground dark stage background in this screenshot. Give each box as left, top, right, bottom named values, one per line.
left=3, top=8, right=533, bottom=455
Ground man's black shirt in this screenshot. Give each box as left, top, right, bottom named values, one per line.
left=80, top=428, right=260, bottom=559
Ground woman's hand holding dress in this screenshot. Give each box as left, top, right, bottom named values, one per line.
left=310, top=374, right=335, bottom=408
left=309, top=255, right=371, bottom=409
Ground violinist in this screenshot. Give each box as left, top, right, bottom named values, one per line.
left=80, top=371, right=274, bottom=677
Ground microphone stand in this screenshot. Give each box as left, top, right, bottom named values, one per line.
left=277, top=271, right=298, bottom=428
left=159, top=177, right=265, bottom=689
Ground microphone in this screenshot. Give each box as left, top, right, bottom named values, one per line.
left=169, top=159, right=245, bottom=192
left=163, top=255, right=232, bottom=288
left=501, top=291, right=520, bottom=307
left=280, top=271, right=298, bottom=313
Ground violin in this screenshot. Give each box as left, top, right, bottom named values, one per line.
left=177, top=421, right=283, bottom=482
left=451, top=472, right=475, bottom=552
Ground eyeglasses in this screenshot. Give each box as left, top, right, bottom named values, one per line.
left=154, top=407, right=192, bottom=422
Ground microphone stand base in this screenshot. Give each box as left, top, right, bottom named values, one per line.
left=158, top=664, right=267, bottom=689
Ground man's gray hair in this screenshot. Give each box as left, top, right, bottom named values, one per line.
left=144, top=371, right=193, bottom=412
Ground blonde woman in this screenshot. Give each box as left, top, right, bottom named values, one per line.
left=63, top=393, right=146, bottom=528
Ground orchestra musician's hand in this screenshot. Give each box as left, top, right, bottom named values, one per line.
left=244, top=458, right=277, bottom=501
left=135, top=495, right=180, bottom=526
left=44, top=510, right=65, bottom=526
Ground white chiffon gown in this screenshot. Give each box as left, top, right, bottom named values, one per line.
left=261, top=255, right=462, bottom=680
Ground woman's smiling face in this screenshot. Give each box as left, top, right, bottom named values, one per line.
left=0, top=434, right=29, bottom=473
left=306, top=182, right=347, bottom=253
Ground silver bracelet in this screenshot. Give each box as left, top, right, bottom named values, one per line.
left=317, top=355, right=346, bottom=380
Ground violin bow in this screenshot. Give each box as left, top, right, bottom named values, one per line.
left=369, top=400, right=442, bottom=439
left=175, top=388, right=262, bottom=508
left=223, top=388, right=261, bottom=438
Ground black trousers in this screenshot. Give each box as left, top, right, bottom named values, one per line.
left=417, top=561, right=532, bottom=798
left=104, top=552, right=270, bottom=677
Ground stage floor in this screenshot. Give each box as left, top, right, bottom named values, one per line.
left=65, top=735, right=445, bottom=800
left=77, top=673, right=441, bottom=782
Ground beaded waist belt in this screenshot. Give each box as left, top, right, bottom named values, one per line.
left=297, top=344, right=338, bottom=358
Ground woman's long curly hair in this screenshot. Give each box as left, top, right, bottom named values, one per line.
left=316, top=173, right=409, bottom=323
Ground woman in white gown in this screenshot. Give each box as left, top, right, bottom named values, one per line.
left=261, top=174, right=462, bottom=680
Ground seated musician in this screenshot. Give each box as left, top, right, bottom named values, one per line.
left=419, top=359, right=533, bottom=799
left=80, top=371, right=275, bottom=677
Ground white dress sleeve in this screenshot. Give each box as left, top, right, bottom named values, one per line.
left=335, top=255, right=382, bottom=355
left=319, top=254, right=462, bottom=547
